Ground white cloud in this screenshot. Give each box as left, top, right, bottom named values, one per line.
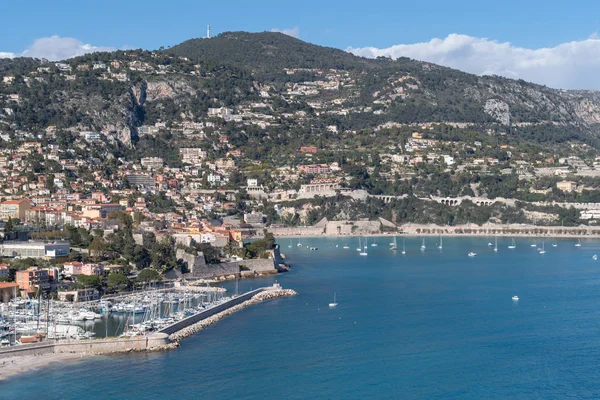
left=347, top=34, right=600, bottom=90
left=271, top=27, right=300, bottom=39
left=0, top=36, right=115, bottom=61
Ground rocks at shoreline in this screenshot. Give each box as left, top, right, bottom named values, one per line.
left=168, top=289, right=297, bottom=342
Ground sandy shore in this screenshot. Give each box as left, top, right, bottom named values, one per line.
left=0, top=352, right=91, bottom=382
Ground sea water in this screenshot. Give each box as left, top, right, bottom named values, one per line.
left=3, top=237, right=600, bottom=399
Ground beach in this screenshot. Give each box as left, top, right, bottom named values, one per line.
left=0, top=352, right=90, bottom=382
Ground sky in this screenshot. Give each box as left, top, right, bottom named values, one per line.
left=3, top=0, right=600, bottom=89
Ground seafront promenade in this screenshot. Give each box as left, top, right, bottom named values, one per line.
left=267, top=221, right=600, bottom=238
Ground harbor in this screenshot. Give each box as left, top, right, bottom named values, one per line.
left=0, top=281, right=296, bottom=381
left=0, top=281, right=295, bottom=345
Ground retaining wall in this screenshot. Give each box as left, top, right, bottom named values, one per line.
left=0, top=333, right=170, bottom=359
left=159, top=289, right=264, bottom=335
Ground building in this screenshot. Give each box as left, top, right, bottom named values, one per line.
left=126, top=174, right=156, bottom=186
left=0, top=241, right=70, bottom=259
left=0, top=263, right=9, bottom=279
left=244, top=212, right=266, bottom=225
left=300, top=146, right=318, bottom=154
left=58, top=288, right=100, bottom=302
left=0, top=282, right=19, bottom=303
left=63, top=261, right=83, bottom=276
left=81, top=263, right=104, bottom=276
left=140, top=157, right=164, bottom=170
left=82, top=204, right=125, bottom=219
left=16, top=267, right=50, bottom=292
left=557, top=181, right=577, bottom=192
left=298, top=164, right=331, bottom=175
left=180, top=148, right=207, bottom=165
left=0, top=198, right=32, bottom=220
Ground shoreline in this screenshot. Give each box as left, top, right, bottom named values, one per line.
left=0, top=352, right=91, bottom=382
left=273, top=232, right=600, bottom=239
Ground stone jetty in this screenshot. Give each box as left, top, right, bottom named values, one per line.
left=169, top=288, right=297, bottom=342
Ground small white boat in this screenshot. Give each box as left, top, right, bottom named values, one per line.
left=297, top=243, right=303, bottom=247
left=401, top=239, right=406, bottom=255
left=390, top=236, right=397, bottom=251
left=343, top=245, right=349, bottom=249
left=552, top=240, right=558, bottom=248
left=420, top=237, right=426, bottom=251
left=438, top=235, right=443, bottom=250
left=575, top=239, right=582, bottom=247
left=512, top=296, right=519, bottom=301
left=488, top=242, right=493, bottom=247
left=493, top=237, right=498, bottom=253
left=468, top=252, right=477, bottom=257
left=508, top=238, right=516, bottom=249
left=593, top=254, right=598, bottom=261
left=329, top=293, right=338, bottom=308
left=538, top=242, right=546, bottom=254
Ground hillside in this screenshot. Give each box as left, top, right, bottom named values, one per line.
left=0, top=31, right=600, bottom=149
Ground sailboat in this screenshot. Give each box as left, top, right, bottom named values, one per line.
left=343, top=244, right=349, bottom=249
left=402, top=239, right=406, bottom=255
left=552, top=240, right=558, bottom=248
left=360, top=237, right=368, bottom=256
left=420, top=237, right=426, bottom=251
left=530, top=239, right=537, bottom=248
left=288, top=239, right=292, bottom=248
left=539, top=242, right=546, bottom=254
left=371, top=238, right=377, bottom=247
left=390, top=236, right=397, bottom=251
left=329, top=293, right=338, bottom=308
left=508, top=238, right=516, bottom=249
left=356, top=237, right=362, bottom=252
left=575, top=239, right=582, bottom=247
left=493, top=237, right=498, bottom=252
left=438, top=235, right=443, bottom=250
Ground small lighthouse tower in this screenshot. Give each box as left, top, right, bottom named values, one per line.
left=206, top=25, right=211, bottom=39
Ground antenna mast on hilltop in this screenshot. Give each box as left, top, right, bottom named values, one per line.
left=206, top=25, right=211, bottom=39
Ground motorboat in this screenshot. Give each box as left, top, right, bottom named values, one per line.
left=512, top=296, right=519, bottom=301
left=468, top=252, right=477, bottom=257
left=593, top=254, right=598, bottom=261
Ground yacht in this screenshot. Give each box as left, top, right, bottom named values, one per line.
left=512, top=296, right=519, bottom=301
left=360, top=238, right=368, bottom=256
left=328, top=293, right=338, bottom=308
left=468, top=252, right=477, bottom=257
left=508, top=238, right=516, bottom=249
left=538, top=242, right=546, bottom=254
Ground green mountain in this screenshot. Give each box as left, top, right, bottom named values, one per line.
left=1, top=31, right=600, bottom=148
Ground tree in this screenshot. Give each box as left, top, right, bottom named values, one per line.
left=4, top=217, right=14, bottom=237
left=77, top=274, right=101, bottom=288
left=89, top=236, right=107, bottom=257
left=137, top=268, right=161, bottom=283
left=107, top=273, right=129, bottom=289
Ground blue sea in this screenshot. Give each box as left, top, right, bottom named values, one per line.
left=3, top=236, right=600, bottom=399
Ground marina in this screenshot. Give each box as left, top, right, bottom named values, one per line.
left=0, top=284, right=233, bottom=344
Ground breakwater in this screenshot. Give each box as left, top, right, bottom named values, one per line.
left=168, top=288, right=297, bottom=342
